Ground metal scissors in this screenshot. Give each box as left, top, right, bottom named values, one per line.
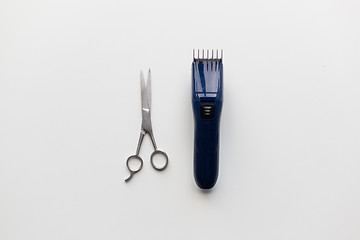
left=125, top=69, right=169, bottom=182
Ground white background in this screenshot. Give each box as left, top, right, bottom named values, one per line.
left=1, top=0, right=360, bottom=239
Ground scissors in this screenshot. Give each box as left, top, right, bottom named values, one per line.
left=125, top=69, right=169, bottom=182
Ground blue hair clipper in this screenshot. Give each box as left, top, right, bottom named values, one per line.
left=192, top=49, right=223, bottom=189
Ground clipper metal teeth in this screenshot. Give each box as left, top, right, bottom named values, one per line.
left=193, top=49, right=223, bottom=61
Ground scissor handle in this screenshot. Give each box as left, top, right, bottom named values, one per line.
left=150, top=150, right=168, bottom=171
left=125, top=155, right=143, bottom=182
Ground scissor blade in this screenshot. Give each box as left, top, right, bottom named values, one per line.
left=147, top=69, right=151, bottom=109
left=140, top=70, right=149, bottom=111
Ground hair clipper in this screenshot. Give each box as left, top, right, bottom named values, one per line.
left=192, top=49, right=223, bottom=189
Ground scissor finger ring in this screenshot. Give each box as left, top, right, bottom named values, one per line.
left=150, top=150, right=168, bottom=171
left=125, top=155, right=143, bottom=182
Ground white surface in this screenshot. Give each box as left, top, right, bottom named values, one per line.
left=1, top=0, right=360, bottom=239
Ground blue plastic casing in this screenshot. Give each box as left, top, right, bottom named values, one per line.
left=192, top=59, right=223, bottom=189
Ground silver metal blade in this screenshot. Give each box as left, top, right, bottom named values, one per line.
left=147, top=69, right=151, bottom=109
left=140, top=70, right=148, bottom=111
left=140, top=69, right=152, bottom=133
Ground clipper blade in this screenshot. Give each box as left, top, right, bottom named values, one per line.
left=193, top=49, right=223, bottom=61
